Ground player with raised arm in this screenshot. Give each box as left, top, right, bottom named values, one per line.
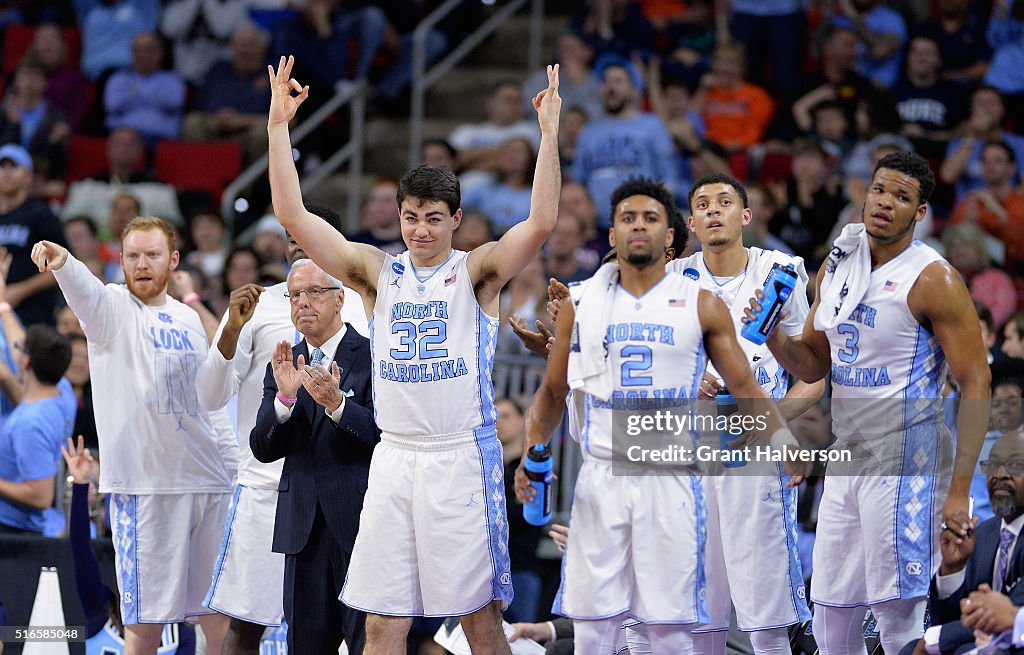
left=752, top=152, right=992, bottom=654
left=32, top=218, right=237, bottom=655
left=516, top=177, right=806, bottom=655
left=266, top=55, right=561, bottom=655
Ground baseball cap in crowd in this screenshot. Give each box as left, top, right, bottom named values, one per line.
left=594, top=53, right=644, bottom=93
left=0, top=143, right=33, bottom=172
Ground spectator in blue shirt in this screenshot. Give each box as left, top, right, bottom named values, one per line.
left=985, top=0, right=1024, bottom=108
left=0, top=324, right=72, bottom=534
left=572, top=57, right=681, bottom=228
left=74, top=0, right=160, bottom=81
left=103, top=32, right=186, bottom=145
left=940, top=86, right=1024, bottom=201
left=833, top=0, right=907, bottom=88
left=462, top=137, right=536, bottom=233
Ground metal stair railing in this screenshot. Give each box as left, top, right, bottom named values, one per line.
left=408, top=0, right=544, bottom=170
left=220, top=80, right=367, bottom=229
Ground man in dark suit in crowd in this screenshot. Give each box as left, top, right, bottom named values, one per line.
left=250, top=258, right=378, bottom=655
left=902, top=429, right=1024, bottom=655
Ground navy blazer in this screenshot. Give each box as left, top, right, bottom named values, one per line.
left=250, top=326, right=379, bottom=555
left=927, top=516, right=1024, bottom=655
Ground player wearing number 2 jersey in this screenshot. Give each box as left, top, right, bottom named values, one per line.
left=266, top=55, right=562, bottom=653
left=32, top=217, right=237, bottom=655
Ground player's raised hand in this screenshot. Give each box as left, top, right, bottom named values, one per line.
left=226, top=283, right=265, bottom=331
left=271, top=340, right=304, bottom=399
left=61, top=435, right=94, bottom=484
left=268, top=55, right=309, bottom=127
left=508, top=313, right=553, bottom=359
left=531, top=64, right=561, bottom=134
left=30, top=240, right=69, bottom=272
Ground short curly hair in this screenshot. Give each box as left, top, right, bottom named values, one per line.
left=873, top=151, right=936, bottom=205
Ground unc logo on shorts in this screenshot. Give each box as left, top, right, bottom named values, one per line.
left=124, top=591, right=133, bottom=604
left=796, top=585, right=806, bottom=599
left=392, top=262, right=405, bottom=275
left=905, top=561, right=923, bottom=576
left=682, top=267, right=700, bottom=281
left=500, top=572, right=511, bottom=586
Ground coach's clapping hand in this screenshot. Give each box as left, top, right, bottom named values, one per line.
left=30, top=240, right=69, bottom=272
left=271, top=340, right=305, bottom=404
left=302, top=361, right=343, bottom=414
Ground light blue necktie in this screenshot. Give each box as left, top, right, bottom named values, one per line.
left=995, top=527, right=1015, bottom=591
left=310, top=347, right=324, bottom=369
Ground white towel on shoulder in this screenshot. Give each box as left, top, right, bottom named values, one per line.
left=568, top=262, right=620, bottom=401
left=814, top=223, right=872, bottom=331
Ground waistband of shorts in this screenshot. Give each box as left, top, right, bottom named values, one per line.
left=380, top=427, right=494, bottom=452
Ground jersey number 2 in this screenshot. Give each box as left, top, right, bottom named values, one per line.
left=620, top=345, right=653, bottom=386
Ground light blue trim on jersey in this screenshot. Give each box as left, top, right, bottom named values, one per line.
left=690, top=475, right=710, bottom=626
left=775, top=473, right=812, bottom=627
left=368, top=316, right=378, bottom=421
left=582, top=394, right=592, bottom=455
left=689, top=341, right=707, bottom=400
left=893, top=421, right=939, bottom=599
left=411, top=250, right=457, bottom=282
left=771, top=367, right=789, bottom=400
left=473, top=425, right=514, bottom=608
left=203, top=484, right=243, bottom=610
left=112, top=494, right=141, bottom=624
left=551, top=549, right=568, bottom=616
left=475, top=308, right=498, bottom=427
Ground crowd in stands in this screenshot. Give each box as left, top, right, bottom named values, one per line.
left=2, top=0, right=1024, bottom=643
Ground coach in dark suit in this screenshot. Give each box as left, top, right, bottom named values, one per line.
left=250, top=259, right=378, bottom=655
left=902, top=430, right=1024, bottom=655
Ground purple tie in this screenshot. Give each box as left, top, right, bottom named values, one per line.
left=995, top=527, right=1015, bottom=591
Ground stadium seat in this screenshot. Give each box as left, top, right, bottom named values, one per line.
left=759, top=152, right=793, bottom=184
left=65, top=135, right=109, bottom=183
left=153, top=140, right=242, bottom=204
left=727, top=151, right=750, bottom=182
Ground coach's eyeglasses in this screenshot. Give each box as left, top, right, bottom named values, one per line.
left=980, top=458, right=1024, bottom=476
left=284, top=286, right=340, bottom=304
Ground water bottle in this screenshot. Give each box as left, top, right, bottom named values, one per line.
left=523, top=444, right=553, bottom=526
left=717, top=387, right=746, bottom=468
left=742, top=264, right=798, bottom=345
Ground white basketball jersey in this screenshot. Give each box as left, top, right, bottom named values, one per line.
left=823, top=240, right=948, bottom=440
left=669, top=247, right=809, bottom=399
left=372, top=250, right=498, bottom=437
left=576, top=273, right=706, bottom=460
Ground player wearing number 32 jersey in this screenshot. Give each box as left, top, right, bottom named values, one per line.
left=266, top=55, right=562, bottom=652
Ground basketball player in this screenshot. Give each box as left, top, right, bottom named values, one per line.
left=32, top=218, right=238, bottom=655
left=517, top=177, right=806, bottom=654
left=754, top=152, right=991, bottom=654
left=196, top=204, right=367, bottom=654
left=666, top=173, right=817, bottom=654
left=266, top=56, right=561, bottom=654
